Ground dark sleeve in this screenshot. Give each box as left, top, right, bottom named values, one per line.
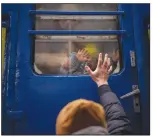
left=98, top=85, right=132, bottom=135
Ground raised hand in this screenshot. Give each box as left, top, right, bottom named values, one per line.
left=85, top=53, right=112, bottom=87
left=76, top=49, right=91, bottom=62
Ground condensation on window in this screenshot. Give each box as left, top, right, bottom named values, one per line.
left=34, top=4, right=121, bottom=75
left=35, top=4, right=118, bottom=30
left=35, top=15, right=118, bottom=30
left=36, top=4, right=118, bottom=11
left=34, top=35, right=120, bottom=75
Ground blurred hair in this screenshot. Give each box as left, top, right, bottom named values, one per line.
left=56, top=99, right=106, bottom=135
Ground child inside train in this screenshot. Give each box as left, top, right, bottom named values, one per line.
left=60, top=44, right=99, bottom=75
left=60, top=45, right=120, bottom=75
left=110, top=48, right=120, bottom=74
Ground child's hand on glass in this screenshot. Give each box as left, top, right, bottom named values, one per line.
left=76, top=49, right=91, bottom=62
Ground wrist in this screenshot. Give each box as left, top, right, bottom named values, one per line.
left=97, top=81, right=108, bottom=87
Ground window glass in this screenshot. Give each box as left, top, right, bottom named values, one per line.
left=34, top=35, right=120, bottom=75
left=34, top=4, right=121, bottom=75
left=35, top=4, right=118, bottom=30
left=35, top=15, right=118, bottom=30
left=36, top=4, right=118, bottom=11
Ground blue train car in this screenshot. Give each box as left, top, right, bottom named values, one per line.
left=2, top=3, right=150, bottom=135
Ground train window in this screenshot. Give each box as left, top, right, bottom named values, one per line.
left=34, top=35, right=120, bottom=75
left=34, top=4, right=121, bottom=75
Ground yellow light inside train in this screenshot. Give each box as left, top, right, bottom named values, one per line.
left=2, top=27, right=6, bottom=74
left=84, top=43, right=99, bottom=57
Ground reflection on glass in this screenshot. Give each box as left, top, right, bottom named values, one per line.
left=36, top=4, right=118, bottom=11
left=34, top=35, right=120, bottom=75
left=35, top=4, right=118, bottom=31
left=35, top=15, right=118, bottom=30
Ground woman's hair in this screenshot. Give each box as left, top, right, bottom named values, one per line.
left=56, top=99, right=106, bottom=135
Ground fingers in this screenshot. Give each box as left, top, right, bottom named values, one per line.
left=82, top=49, right=87, bottom=54
left=103, top=54, right=108, bottom=68
left=80, top=49, right=85, bottom=54
left=78, top=49, right=81, bottom=54
left=85, top=66, right=93, bottom=77
left=84, top=52, right=89, bottom=57
left=79, top=49, right=90, bottom=61
left=82, top=49, right=89, bottom=56
left=107, top=58, right=111, bottom=70
left=108, top=66, right=113, bottom=74
left=102, top=54, right=112, bottom=73
left=97, top=53, right=102, bottom=68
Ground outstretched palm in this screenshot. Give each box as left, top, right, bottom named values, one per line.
left=76, top=49, right=91, bottom=62
left=85, top=53, right=112, bottom=87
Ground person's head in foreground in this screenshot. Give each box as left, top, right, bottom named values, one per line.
left=56, top=53, right=112, bottom=135
left=56, top=99, right=108, bottom=135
